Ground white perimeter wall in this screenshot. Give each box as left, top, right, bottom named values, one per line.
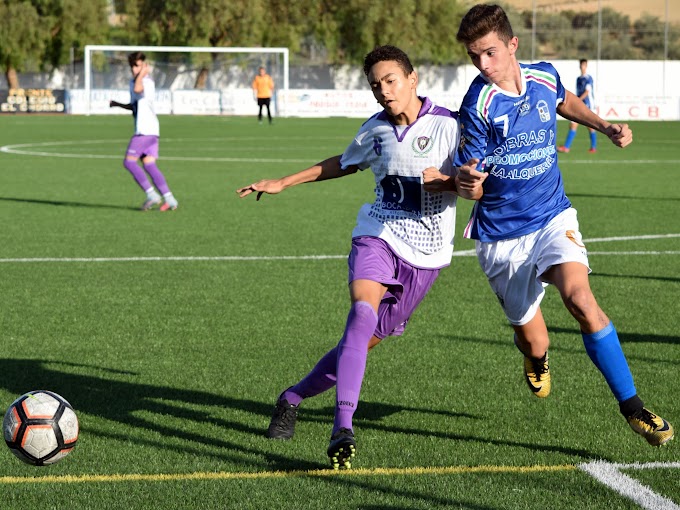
left=67, top=60, right=680, bottom=120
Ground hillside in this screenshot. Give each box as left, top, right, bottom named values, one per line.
left=502, top=0, right=678, bottom=23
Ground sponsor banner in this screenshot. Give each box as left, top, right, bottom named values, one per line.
left=595, top=96, right=678, bottom=121
left=220, top=89, right=267, bottom=116
left=67, top=89, right=173, bottom=115
left=280, top=89, right=382, bottom=118
left=0, top=89, right=66, bottom=113
left=172, top=90, right=221, bottom=115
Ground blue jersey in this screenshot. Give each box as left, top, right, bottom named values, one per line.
left=455, top=62, right=572, bottom=242
left=576, top=74, right=594, bottom=109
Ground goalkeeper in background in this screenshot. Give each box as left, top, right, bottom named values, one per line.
left=110, top=51, right=179, bottom=211
left=252, top=66, right=274, bottom=125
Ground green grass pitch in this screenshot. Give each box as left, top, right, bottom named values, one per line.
left=0, top=114, right=678, bottom=509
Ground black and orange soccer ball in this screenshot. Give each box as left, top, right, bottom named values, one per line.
left=3, top=390, right=79, bottom=466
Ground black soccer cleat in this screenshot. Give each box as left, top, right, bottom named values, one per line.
left=265, top=398, right=298, bottom=440
left=327, top=428, right=356, bottom=470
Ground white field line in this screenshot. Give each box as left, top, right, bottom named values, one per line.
left=0, top=234, right=678, bottom=263
left=2, top=251, right=680, bottom=264
left=2, top=140, right=680, bottom=165
left=580, top=461, right=680, bottom=510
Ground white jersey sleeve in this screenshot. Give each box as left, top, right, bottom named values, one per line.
left=130, top=76, right=160, bottom=136
left=340, top=97, right=460, bottom=269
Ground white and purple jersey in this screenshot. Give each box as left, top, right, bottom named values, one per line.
left=129, top=76, right=159, bottom=136
left=455, top=62, right=572, bottom=242
left=576, top=73, right=595, bottom=110
left=340, top=97, right=460, bottom=269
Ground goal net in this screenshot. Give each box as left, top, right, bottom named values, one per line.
left=80, top=45, right=289, bottom=116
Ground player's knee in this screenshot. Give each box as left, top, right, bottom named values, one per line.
left=563, top=287, right=597, bottom=321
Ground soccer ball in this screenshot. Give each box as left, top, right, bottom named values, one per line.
left=3, top=390, right=79, bottom=466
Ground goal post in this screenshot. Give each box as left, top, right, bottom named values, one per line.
left=82, top=45, right=289, bottom=116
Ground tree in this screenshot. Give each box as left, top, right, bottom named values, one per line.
left=0, top=1, right=46, bottom=88
left=0, top=0, right=108, bottom=88
left=123, top=0, right=269, bottom=88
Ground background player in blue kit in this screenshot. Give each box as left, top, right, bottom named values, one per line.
left=558, top=59, right=598, bottom=153
left=237, top=45, right=485, bottom=469
left=451, top=4, right=673, bottom=447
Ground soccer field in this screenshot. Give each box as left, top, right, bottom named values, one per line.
left=0, top=115, right=678, bottom=509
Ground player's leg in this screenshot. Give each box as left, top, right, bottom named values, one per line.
left=138, top=137, right=178, bottom=211
left=539, top=211, right=673, bottom=446
left=588, top=127, right=597, bottom=153
left=557, top=121, right=578, bottom=152
left=123, top=136, right=161, bottom=210
left=327, top=278, right=384, bottom=469
left=477, top=234, right=552, bottom=397
left=266, top=335, right=382, bottom=440
left=257, top=99, right=264, bottom=123
left=513, top=308, right=551, bottom=398
left=265, top=98, right=272, bottom=124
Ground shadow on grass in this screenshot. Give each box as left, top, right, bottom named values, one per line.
left=591, top=272, right=680, bottom=284
left=0, top=358, right=606, bottom=474
left=568, top=193, right=680, bottom=202
left=0, top=196, right=138, bottom=211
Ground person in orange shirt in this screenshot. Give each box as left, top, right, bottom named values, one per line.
left=252, top=66, right=274, bottom=124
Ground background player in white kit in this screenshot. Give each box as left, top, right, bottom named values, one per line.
left=237, top=45, right=485, bottom=469
left=110, top=51, right=179, bottom=211
left=450, top=4, right=673, bottom=447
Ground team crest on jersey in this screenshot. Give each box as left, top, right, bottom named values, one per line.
left=536, top=100, right=551, bottom=122
left=411, top=136, right=434, bottom=157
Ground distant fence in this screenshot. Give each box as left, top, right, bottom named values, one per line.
left=3, top=61, right=680, bottom=120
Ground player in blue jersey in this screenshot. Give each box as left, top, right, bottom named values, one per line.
left=558, top=59, right=598, bottom=153
left=237, top=45, right=485, bottom=469
left=449, top=4, right=672, bottom=447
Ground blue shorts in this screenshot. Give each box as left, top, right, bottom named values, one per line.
left=348, top=236, right=440, bottom=339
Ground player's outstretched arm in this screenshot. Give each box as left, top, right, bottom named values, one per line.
left=109, top=100, right=132, bottom=110
left=236, top=155, right=358, bottom=200
left=557, top=91, right=632, bottom=148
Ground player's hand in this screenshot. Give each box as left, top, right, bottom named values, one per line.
left=422, top=167, right=455, bottom=193
left=455, top=158, right=487, bottom=200
left=606, top=123, right=632, bottom=148
left=236, top=179, right=284, bottom=200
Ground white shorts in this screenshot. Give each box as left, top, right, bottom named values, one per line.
left=476, top=207, right=590, bottom=326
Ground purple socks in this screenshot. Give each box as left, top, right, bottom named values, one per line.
left=123, top=159, right=152, bottom=191
left=334, top=301, right=378, bottom=433
left=123, top=159, right=170, bottom=195
left=282, top=301, right=378, bottom=434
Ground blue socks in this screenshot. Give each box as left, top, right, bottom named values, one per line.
left=589, top=131, right=597, bottom=150
left=582, top=322, right=636, bottom=402
left=563, top=129, right=577, bottom=149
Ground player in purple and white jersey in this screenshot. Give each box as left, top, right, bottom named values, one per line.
left=558, top=59, right=598, bottom=153
left=449, top=4, right=672, bottom=447
left=237, top=45, right=485, bottom=469
left=110, top=52, right=178, bottom=211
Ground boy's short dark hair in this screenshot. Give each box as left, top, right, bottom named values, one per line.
left=579, top=58, right=588, bottom=65
left=363, top=45, right=414, bottom=77
left=128, top=51, right=146, bottom=67
left=456, top=4, right=514, bottom=46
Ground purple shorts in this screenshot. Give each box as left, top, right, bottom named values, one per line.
left=348, top=236, right=440, bottom=339
left=126, top=135, right=159, bottom=159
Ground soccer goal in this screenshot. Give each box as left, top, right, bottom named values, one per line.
left=82, top=45, right=289, bottom=116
